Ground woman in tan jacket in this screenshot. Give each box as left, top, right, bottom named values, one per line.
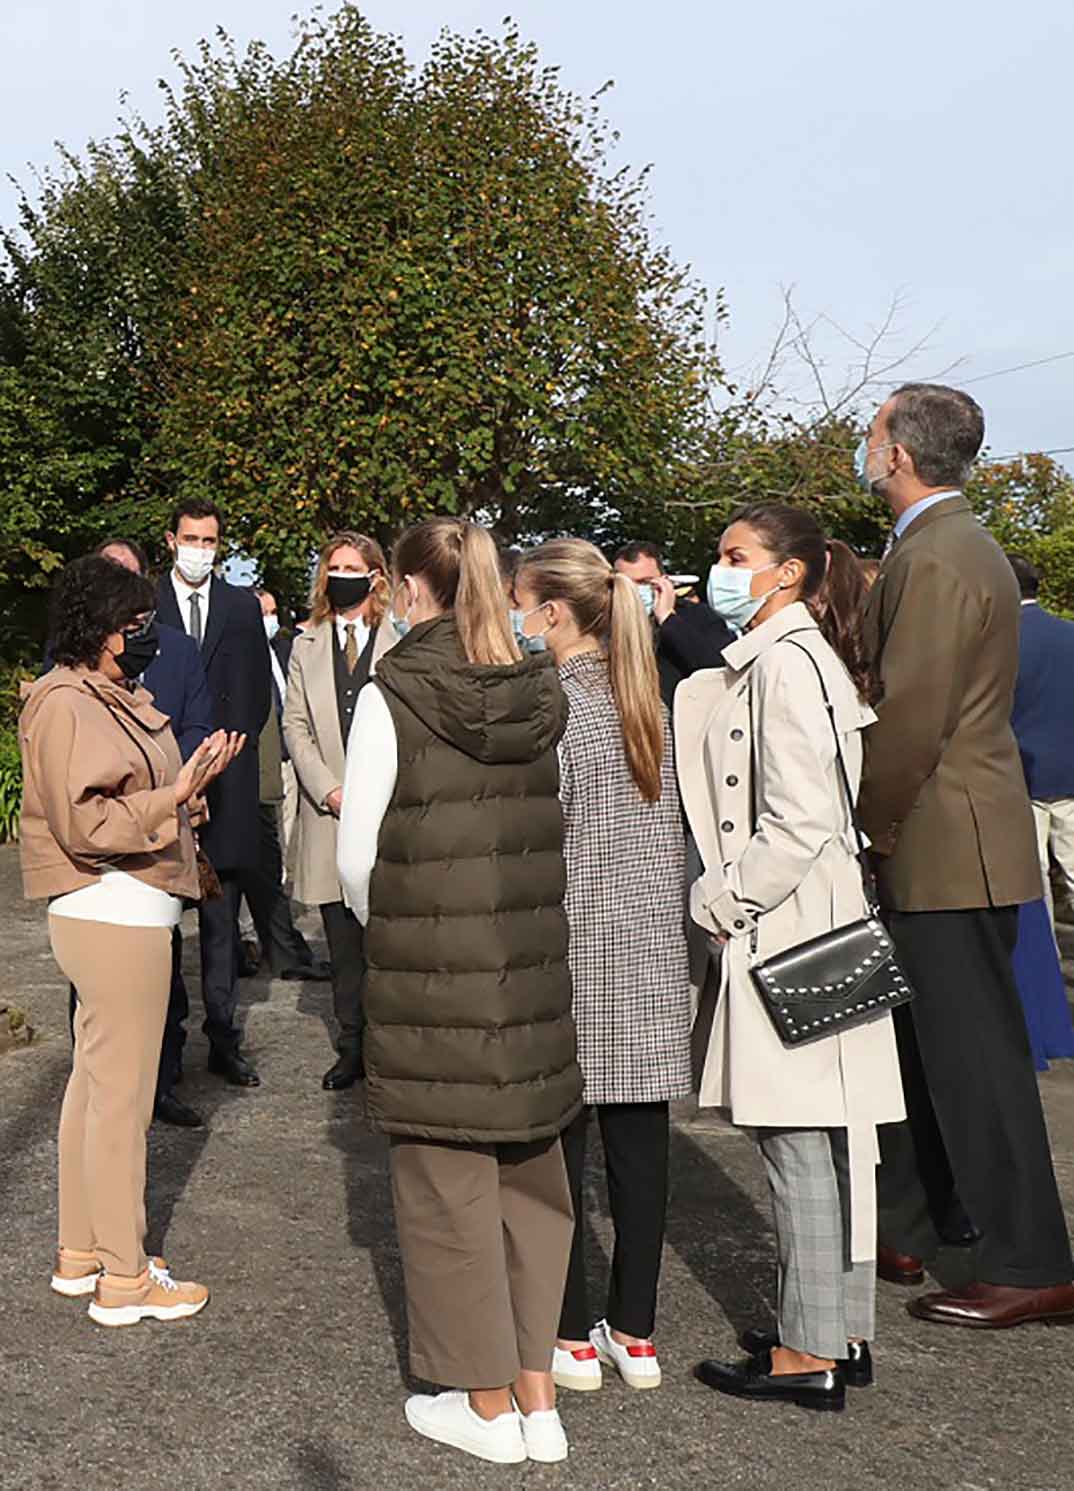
left=20, top=556, right=242, bottom=1326
left=675, top=504, right=904, bottom=1412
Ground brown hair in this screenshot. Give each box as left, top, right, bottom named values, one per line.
left=309, top=531, right=389, bottom=628
left=392, top=518, right=521, bottom=666
left=515, top=538, right=664, bottom=801
left=858, top=556, right=881, bottom=590
left=729, top=504, right=880, bottom=704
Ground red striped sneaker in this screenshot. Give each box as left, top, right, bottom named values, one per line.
left=552, top=1342, right=602, bottom=1391
left=50, top=1248, right=102, bottom=1297
left=591, top=1319, right=662, bottom=1389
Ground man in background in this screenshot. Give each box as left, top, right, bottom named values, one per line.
left=156, top=499, right=271, bottom=1089
left=613, top=540, right=734, bottom=706
left=1008, top=552, right=1074, bottom=926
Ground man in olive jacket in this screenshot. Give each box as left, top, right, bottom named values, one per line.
left=859, top=382, right=1074, bottom=1328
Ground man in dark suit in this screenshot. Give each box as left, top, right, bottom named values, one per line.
left=613, top=540, right=734, bottom=706
left=859, top=383, right=1074, bottom=1327
left=156, top=499, right=271, bottom=1088
left=1008, top=553, right=1074, bottom=925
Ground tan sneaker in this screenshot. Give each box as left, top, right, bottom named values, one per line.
left=51, top=1247, right=102, bottom=1298
left=88, top=1257, right=209, bottom=1327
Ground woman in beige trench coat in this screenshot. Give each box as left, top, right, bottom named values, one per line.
left=675, top=504, right=904, bottom=1414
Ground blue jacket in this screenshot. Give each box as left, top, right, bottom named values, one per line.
left=1011, top=602, right=1074, bottom=800
left=144, top=623, right=214, bottom=762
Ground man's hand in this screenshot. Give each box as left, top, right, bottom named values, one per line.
left=325, top=787, right=343, bottom=817
left=652, top=575, right=677, bottom=625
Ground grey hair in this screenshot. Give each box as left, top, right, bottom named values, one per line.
left=887, top=383, right=985, bottom=488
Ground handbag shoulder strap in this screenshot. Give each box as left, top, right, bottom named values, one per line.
left=778, top=634, right=879, bottom=912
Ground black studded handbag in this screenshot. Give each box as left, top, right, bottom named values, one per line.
left=748, top=639, right=914, bottom=1048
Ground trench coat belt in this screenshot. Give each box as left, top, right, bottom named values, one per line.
left=847, top=1118, right=879, bottom=1264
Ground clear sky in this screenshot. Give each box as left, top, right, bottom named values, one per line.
left=2, top=0, right=1071, bottom=466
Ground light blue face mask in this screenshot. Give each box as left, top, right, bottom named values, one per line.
left=390, top=582, right=413, bottom=638
left=706, top=562, right=781, bottom=634
left=854, top=437, right=894, bottom=494
left=510, top=605, right=549, bottom=653
left=637, top=583, right=656, bottom=618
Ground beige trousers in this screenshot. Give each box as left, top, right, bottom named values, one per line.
left=389, top=1135, right=574, bottom=1390
left=50, top=916, right=172, bottom=1277
left=1032, top=799, right=1074, bottom=923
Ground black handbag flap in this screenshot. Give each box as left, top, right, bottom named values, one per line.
left=753, top=916, right=892, bottom=1006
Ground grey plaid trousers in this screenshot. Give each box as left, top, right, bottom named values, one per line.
left=755, top=1127, right=876, bottom=1360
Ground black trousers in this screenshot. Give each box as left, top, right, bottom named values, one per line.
left=878, top=906, right=1073, bottom=1287
left=559, top=1102, right=670, bottom=1341
left=239, top=803, right=313, bottom=974
left=198, top=873, right=244, bottom=1055
left=319, top=901, right=366, bottom=1056
left=68, top=925, right=187, bottom=1099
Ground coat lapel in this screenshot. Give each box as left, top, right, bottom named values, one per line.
left=304, top=621, right=346, bottom=781
left=199, top=574, right=228, bottom=666
left=155, top=574, right=183, bottom=631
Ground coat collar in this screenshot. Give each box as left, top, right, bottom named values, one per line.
left=892, top=491, right=971, bottom=545
left=721, top=601, right=818, bottom=671
left=295, top=619, right=346, bottom=768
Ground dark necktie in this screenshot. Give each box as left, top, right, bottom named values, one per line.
left=189, top=591, right=203, bottom=646
left=344, top=623, right=358, bottom=674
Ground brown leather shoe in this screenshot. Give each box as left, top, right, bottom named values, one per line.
left=877, top=1244, right=925, bottom=1286
left=908, top=1281, right=1074, bottom=1328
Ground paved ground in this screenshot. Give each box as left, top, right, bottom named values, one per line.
left=2, top=843, right=1074, bottom=1491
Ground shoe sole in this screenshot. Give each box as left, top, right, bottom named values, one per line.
left=594, top=1343, right=662, bottom=1390
left=908, top=1304, right=1074, bottom=1330
left=552, top=1370, right=602, bottom=1392
left=522, top=1436, right=569, bottom=1463
left=403, top=1403, right=526, bottom=1464
left=703, top=1382, right=846, bottom=1412
left=50, top=1273, right=100, bottom=1298
left=88, top=1297, right=209, bottom=1327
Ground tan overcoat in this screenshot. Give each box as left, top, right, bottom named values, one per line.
left=675, top=603, right=904, bottom=1259
left=283, top=614, right=395, bottom=907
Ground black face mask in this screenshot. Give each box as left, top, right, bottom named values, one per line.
left=327, top=573, right=372, bottom=612
left=115, top=622, right=160, bottom=681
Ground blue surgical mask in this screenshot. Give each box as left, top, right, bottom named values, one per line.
left=854, top=437, right=894, bottom=494
left=390, top=581, right=413, bottom=639
left=706, top=562, right=781, bottom=634
left=637, top=583, right=656, bottom=618
left=511, top=605, right=549, bottom=654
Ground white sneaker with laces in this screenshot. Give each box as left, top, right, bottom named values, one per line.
left=591, top=1319, right=662, bottom=1389
left=517, top=1406, right=568, bottom=1463
left=552, top=1343, right=602, bottom=1391
left=404, top=1392, right=527, bottom=1464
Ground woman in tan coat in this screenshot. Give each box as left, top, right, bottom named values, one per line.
left=283, top=531, right=394, bottom=1090
left=20, top=556, right=241, bottom=1325
left=675, top=504, right=904, bottom=1412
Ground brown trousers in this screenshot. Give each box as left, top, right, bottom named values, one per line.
left=389, top=1134, right=574, bottom=1390
left=50, top=916, right=172, bottom=1277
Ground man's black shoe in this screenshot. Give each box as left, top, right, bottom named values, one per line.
left=238, top=940, right=262, bottom=978
left=153, top=1092, right=204, bottom=1128
left=323, top=1053, right=364, bottom=1091
left=279, top=960, right=332, bottom=983
left=208, top=1049, right=261, bottom=1087
left=739, top=1328, right=873, bottom=1388
left=695, top=1351, right=845, bottom=1411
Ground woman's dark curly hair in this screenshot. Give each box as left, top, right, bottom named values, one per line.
left=50, top=556, right=156, bottom=669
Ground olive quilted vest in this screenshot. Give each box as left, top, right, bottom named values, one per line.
left=364, top=615, right=582, bottom=1142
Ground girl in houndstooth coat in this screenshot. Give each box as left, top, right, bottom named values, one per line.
left=513, top=539, right=692, bottom=1394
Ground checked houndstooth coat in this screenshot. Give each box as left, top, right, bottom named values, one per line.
left=558, top=652, right=693, bottom=1105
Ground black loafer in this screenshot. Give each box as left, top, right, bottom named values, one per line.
left=695, top=1351, right=845, bottom=1412
left=322, top=1054, right=364, bottom=1091
left=739, top=1328, right=873, bottom=1388
left=279, top=960, right=332, bottom=983
left=153, top=1091, right=204, bottom=1128
left=208, top=1049, right=261, bottom=1087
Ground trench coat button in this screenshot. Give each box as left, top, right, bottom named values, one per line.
left=734, top=919, right=746, bottom=930
left=726, top=775, right=738, bottom=787
left=721, top=820, right=734, bottom=833
left=730, top=729, right=744, bottom=741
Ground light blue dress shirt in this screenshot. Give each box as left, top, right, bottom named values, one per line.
left=893, top=489, right=961, bottom=541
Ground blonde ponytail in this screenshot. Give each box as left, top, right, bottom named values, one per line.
left=515, top=539, right=664, bottom=802
left=391, top=517, right=520, bottom=666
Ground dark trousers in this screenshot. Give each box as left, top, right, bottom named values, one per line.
left=559, top=1102, right=670, bottom=1341
left=68, top=925, right=187, bottom=1100
left=239, top=803, right=312, bottom=974
left=320, top=901, right=366, bottom=1057
left=198, top=873, right=244, bottom=1055
left=878, top=906, right=1073, bottom=1287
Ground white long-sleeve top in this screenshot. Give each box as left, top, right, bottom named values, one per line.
left=336, top=682, right=398, bottom=926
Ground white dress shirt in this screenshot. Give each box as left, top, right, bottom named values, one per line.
left=334, top=612, right=370, bottom=657
left=171, top=570, right=212, bottom=640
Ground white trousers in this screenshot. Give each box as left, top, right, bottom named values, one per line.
left=1031, top=799, right=1074, bottom=923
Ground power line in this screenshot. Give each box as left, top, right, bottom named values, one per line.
left=960, top=350, right=1074, bottom=385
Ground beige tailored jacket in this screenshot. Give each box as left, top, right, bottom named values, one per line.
left=283, top=614, right=395, bottom=907
left=675, top=603, right=904, bottom=1259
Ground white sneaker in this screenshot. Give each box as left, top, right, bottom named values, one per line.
left=404, top=1392, right=527, bottom=1465
left=518, top=1406, right=568, bottom=1463
left=553, top=1343, right=602, bottom=1391
left=591, top=1319, right=662, bottom=1390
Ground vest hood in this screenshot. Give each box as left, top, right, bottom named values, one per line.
left=374, top=615, right=568, bottom=765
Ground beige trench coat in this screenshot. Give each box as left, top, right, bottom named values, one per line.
left=283, top=614, right=395, bottom=908
left=674, top=603, right=904, bottom=1260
